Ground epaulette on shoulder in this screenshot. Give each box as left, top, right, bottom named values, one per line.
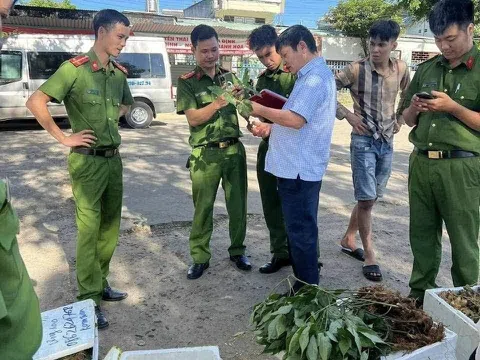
left=112, top=60, right=128, bottom=75
left=257, top=69, right=267, bottom=78
left=180, top=70, right=196, bottom=80
left=69, top=55, right=89, bottom=67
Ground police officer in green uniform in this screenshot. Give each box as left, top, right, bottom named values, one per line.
left=1, top=1, right=43, bottom=357
left=26, top=9, right=134, bottom=329
left=400, top=0, right=480, bottom=304
left=247, top=25, right=296, bottom=273
left=0, top=179, right=42, bottom=359
left=176, top=25, right=251, bottom=280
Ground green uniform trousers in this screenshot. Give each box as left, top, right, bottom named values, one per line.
left=68, top=152, right=123, bottom=305
left=408, top=152, right=480, bottom=300
left=0, top=186, right=42, bottom=359
left=189, top=142, right=247, bottom=263
left=257, top=139, right=289, bottom=259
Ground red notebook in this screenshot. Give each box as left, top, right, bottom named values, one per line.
left=249, top=89, right=287, bottom=109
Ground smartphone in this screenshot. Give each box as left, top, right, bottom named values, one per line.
left=415, top=92, right=435, bottom=100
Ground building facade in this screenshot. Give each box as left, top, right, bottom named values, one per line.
left=183, top=0, right=285, bottom=25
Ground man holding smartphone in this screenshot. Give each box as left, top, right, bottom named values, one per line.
left=400, top=0, right=480, bottom=305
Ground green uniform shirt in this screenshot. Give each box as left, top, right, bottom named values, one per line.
left=176, top=65, right=242, bottom=147
left=255, top=62, right=296, bottom=98
left=399, top=45, right=480, bottom=153
left=0, top=180, right=42, bottom=359
left=39, top=49, right=134, bottom=148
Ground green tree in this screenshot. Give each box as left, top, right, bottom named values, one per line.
left=325, top=0, right=402, bottom=56
left=398, top=0, right=479, bottom=19
left=21, top=0, right=76, bottom=9
left=397, top=0, right=480, bottom=35
left=396, top=0, right=437, bottom=20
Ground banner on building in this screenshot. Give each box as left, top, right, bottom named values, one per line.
left=165, top=35, right=252, bottom=55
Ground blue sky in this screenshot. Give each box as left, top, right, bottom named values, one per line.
left=70, top=0, right=340, bottom=29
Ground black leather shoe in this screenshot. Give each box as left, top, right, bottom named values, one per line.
left=95, top=306, right=109, bottom=329
left=187, top=262, right=209, bottom=280
left=102, top=285, right=128, bottom=302
left=230, top=255, right=252, bottom=271
left=259, top=257, right=291, bottom=274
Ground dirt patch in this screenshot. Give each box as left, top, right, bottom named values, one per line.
left=3, top=118, right=458, bottom=359
left=357, top=286, right=445, bottom=352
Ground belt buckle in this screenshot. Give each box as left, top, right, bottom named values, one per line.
left=218, top=141, right=228, bottom=149
left=428, top=151, right=442, bottom=159
left=105, top=149, right=114, bottom=158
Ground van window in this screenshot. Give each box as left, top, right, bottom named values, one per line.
left=116, top=53, right=150, bottom=78
left=0, top=51, right=22, bottom=84
left=117, top=53, right=166, bottom=79
left=27, top=52, right=75, bottom=79
left=151, top=54, right=166, bottom=78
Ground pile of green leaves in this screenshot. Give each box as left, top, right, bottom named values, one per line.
left=251, top=285, right=389, bottom=360
left=208, top=70, right=256, bottom=120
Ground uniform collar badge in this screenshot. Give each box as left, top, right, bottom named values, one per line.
left=91, top=61, right=100, bottom=72
left=466, top=56, right=475, bottom=70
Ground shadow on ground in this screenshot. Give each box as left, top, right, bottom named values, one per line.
left=1, top=118, right=455, bottom=359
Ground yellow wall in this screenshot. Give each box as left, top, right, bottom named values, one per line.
left=215, top=9, right=275, bottom=23
left=215, top=0, right=285, bottom=24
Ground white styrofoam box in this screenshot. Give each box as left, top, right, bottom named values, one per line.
left=381, top=328, right=457, bottom=360
left=33, top=299, right=98, bottom=360
left=274, top=328, right=456, bottom=360
left=103, top=346, right=221, bottom=360
left=103, top=347, right=122, bottom=360
left=424, top=286, right=480, bottom=360
left=476, top=320, right=480, bottom=360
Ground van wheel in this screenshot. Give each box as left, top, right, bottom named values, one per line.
left=125, top=101, right=153, bottom=129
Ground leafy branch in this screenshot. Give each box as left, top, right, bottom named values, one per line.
left=251, top=280, right=445, bottom=360
left=208, top=70, right=257, bottom=120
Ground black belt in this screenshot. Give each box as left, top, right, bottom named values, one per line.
left=416, top=149, right=478, bottom=159
left=72, top=147, right=119, bottom=158
left=195, top=138, right=239, bottom=149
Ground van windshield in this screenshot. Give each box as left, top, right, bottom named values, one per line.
left=0, top=51, right=22, bottom=84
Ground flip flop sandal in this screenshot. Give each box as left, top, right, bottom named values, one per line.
left=363, top=264, right=383, bottom=282
left=341, top=247, right=365, bottom=262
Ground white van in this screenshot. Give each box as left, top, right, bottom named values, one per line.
left=0, top=34, right=174, bottom=128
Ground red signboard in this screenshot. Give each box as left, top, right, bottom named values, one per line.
left=1, top=26, right=252, bottom=56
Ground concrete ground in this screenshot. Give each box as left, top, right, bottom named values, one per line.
left=0, top=114, right=455, bottom=359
